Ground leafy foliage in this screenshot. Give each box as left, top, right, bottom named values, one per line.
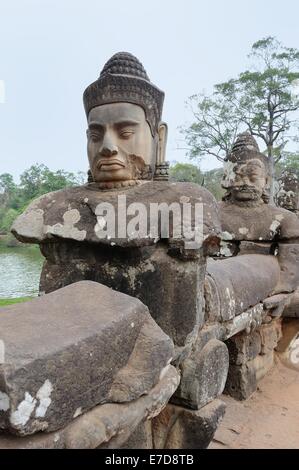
left=169, top=163, right=204, bottom=184
left=275, top=152, right=299, bottom=178
left=0, top=164, right=85, bottom=233
left=169, top=163, right=224, bottom=201
left=182, top=91, right=242, bottom=162
left=201, top=168, right=225, bottom=201
left=19, top=164, right=85, bottom=201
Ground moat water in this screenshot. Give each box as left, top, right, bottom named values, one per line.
left=0, top=245, right=43, bottom=298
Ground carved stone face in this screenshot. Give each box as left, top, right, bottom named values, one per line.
left=276, top=189, right=298, bottom=212
left=229, top=159, right=267, bottom=202
left=87, top=102, right=161, bottom=185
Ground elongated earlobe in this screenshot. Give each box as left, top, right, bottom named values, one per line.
left=87, top=169, right=94, bottom=183
left=154, top=122, right=169, bottom=181
left=157, top=122, right=168, bottom=165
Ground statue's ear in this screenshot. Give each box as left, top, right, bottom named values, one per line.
left=262, top=179, right=271, bottom=204
left=157, top=122, right=168, bottom=164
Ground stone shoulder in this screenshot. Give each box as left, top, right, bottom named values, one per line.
left=11, top=182, right=221, bottom=247
left=218, top=201, right=299, bottom=241
left=273, top=206, right=299, bottom=239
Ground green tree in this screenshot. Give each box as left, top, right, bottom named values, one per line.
left=169, top=163, right=203, bottom=184
left=275, top=152, right=299, bottom=178
left=169, top=163, right=224, bottom=200
left=1, top=208, right=19, bottom=232
left=39, top=168, right=83, bottom=194
left=19, top=164, right=49, bottom=200
left=181, top=36, right=299, bottom=201
left=202, top=168, right=224, bottom=201
left=181, top=92, right=241, bottom=162
left=0, top=165, right=85, bottom=233
left=0, top=173, right=16, bottom=195
left=20, top=164, right=84, bottom=200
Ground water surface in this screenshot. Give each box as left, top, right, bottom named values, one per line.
left=0, top=245, right=43, bottom=298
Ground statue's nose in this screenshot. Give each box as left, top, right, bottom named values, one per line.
left=235, top=169, right=249, bottom=184
left=99, top=134, right=118, bottom=157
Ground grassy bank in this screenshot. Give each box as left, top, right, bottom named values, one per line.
left=0, top=297, right=33, bottom=307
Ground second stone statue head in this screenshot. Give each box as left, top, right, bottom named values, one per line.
left=83, top=52, right=168, bottom=188
left=222, top=133, right=270, bottom=203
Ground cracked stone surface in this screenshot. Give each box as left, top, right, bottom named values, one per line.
left=0, top=281, right=174, bottom=436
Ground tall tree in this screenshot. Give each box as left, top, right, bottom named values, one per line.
left=0, top=173, right=17, bottom=208
left=0, top=173, right=16, bottom=195
left=181, top=91, right=241, bottom=162
left=181, top=37, right=299, bottom=201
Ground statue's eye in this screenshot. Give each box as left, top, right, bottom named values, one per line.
left=119, top=129, right=134, bottom=139
left=88, top=127, right=104, bottom=142
left=89, top=131, right=102, bottom=142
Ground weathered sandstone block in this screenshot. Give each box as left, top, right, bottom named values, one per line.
left=152, top=400, right=226, bottom=449
left=259, top=319, right=282, bottom=355
left=0, top=365, right=179, bottom=448
left=226, top=331, right=261, bottom=365
left=224, top=350, right=275, bottom=400
left=274, top=244, right=299, bottom=293
left=224, top=361, right=257, bottom=400
left=173, top=339, right=229, bottom=410
left=0, top=281, right=174, bottom=436
left=205, top=255, right=280, bottom=321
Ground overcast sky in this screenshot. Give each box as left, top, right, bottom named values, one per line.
left=1, top=0, right=298, bottom=180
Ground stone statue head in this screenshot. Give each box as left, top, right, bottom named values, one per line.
left=83, top=52, right=168, bottom=188
left=222, top=133, right=270, bottom=203
left=275, top=170, right=299, bottom=212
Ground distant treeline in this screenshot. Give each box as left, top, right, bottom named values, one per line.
left=1, top=160, right=297, bottom=235
left=0, top=164, right=85, bottom=234
left=0, top=163, right=226, bottom=235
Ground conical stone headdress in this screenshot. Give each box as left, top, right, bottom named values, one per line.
left=83, top=52, right=164, bottom=136
left=227, top=132, right=270, bottom=172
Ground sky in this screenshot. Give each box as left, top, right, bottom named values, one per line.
left=0, top=0, right=299, bottom=180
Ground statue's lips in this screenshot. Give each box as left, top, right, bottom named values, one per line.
left=234, top=186, right=256, bottom=192
left=97, top=159, right=126, bottom=171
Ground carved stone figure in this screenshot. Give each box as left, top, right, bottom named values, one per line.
left=210, top=132, right=299, bottom=399
left=275, top=170, right=299, bottom=215
left=83, top=52, right=168, bottom=188
left=275, top=171, right=299, bottom=331
left=219, top=133, right=299, bottom=243
left=222, top=132, right=270, bottom=205
left=12, top=53, right=222, bottom=344
left=6, top=56, right=299, bottom=448
left=10, top=53, right=227, bottom=448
